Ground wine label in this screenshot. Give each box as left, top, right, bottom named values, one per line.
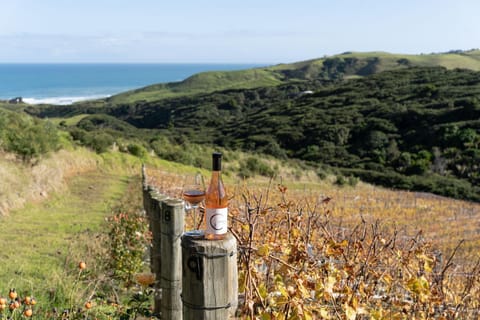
left=206, top=207, right=228, bottom=234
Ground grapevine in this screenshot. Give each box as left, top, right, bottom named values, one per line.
left=147, top=168, right=480, bottom=319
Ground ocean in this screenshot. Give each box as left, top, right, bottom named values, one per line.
left=0, top=63, right=263, bottom=105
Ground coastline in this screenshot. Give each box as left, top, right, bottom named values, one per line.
left=22, top=95, right=110, bottom=105
left=0, top=63, right=263, bottom=105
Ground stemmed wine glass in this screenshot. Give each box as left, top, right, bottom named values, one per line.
left=182, top=172, right=205, bottom=232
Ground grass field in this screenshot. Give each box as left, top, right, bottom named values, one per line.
left=49, top=114, right=90, bottom=126
left=0, top=169, right=131, bottom=311
left=0, top=149, right=150, bottom=317
left=108, top=68, right=283, bottom=104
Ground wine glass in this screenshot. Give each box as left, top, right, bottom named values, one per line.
left=182, top=172, right=205, bottom=231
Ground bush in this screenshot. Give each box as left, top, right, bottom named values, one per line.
left=238, top=157, right=277, bottom=179
left=127, top=143, right=147, bottom=158
left=316, top=169, right=328, bottom=180
left=88, top=132, right=115, bottom=153
left=347, top=175, right=359, bottom=187
left=0, top=111, right=60, bottom=161
left=106, top=182, right=149, bottom=285
left=335, top=175, right=347, bottom=186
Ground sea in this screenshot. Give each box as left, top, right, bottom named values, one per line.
left=0, top=63, right=264, bottom=105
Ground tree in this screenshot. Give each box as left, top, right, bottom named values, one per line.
left=432, top=147, right=448, bottom=175
left=366, top=130, right=389, bottom=150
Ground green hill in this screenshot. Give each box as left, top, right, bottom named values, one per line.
left=105, top=50, right=480, bottom=104
left=24, top=51, right=480, bottom=201
left=107, top=68, right=285, bottom=104
left=27, top=66, right=480, bottom=202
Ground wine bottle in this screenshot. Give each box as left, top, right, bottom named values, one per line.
left=204, top=152, right=228, bottom=240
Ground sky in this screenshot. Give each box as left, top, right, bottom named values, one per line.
left=0, top=0, right=479, bottom=64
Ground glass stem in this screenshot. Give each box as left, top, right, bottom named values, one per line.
left=196, top=207, right=204, bottom=230
left=193, top=206, right=197, bottom=230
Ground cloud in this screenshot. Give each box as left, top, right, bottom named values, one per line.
left=0, top=33, right=141, bottom=61
left=0, top=30, right=322, bottom=63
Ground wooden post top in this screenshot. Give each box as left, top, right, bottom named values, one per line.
left=182, top=231, right=236, bottom=249
left=181, top=231, right=238, bottom=319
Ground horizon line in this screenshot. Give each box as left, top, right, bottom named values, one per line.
left=0, top=61, right=274, bottom=65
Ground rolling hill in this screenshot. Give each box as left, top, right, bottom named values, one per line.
left=105, top=49, right=480, bottom=104
left=24, top=51, right=480, bottom=202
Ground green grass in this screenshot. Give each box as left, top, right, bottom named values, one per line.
left=338, top=50, right=480, bottom=71
left=49, top=114, right=90, bottom=126
left=0, top=169, right=128, bottom=283
left=107, top=68, right=284, bottom=103
left=0, top=157, right=135, bottom=312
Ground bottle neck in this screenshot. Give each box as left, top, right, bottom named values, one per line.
left=207, top=170, right=226, bottom=203
left=211, top=170, right=222, bottom=180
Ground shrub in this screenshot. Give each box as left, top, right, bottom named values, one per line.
left=335, top=175, right=347, bottom=186
left=238, top=157, right=277, bottom=179
left=127, top=143, right=147, bottom=158
left=1, top=113, right=60, bottom=161
left=87, top=132, right=115, bottom=153
left=106, top=182, right=149, bottom=285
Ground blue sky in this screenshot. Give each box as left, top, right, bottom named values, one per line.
left=0, top=0, right=479, bottom=63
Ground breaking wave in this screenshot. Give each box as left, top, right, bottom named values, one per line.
left=22, top=95, right=109, bottom=105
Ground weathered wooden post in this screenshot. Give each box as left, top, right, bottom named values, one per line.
left=150, top=191, right=169, bottom=315
left=181, top=232, right=238, bottom=320
left=142, top=171, right=151, bottom=265
left=160, top=198, right=185, bottom=319
left=144, top=186, right=155, bottom=269
left=141, top=165, right=151, bottom=253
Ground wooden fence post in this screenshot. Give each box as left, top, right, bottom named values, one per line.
left=141, top=166, right=151, bottom=265
left=160, top=199, right=185, bottom=319
left=143, top=186, right=155, bottom=270
left=151, top=191, right=169, bottom=315
left=181, top=232, right=238, bottom=320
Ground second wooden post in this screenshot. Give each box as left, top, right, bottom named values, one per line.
left=160, top=198, right=185, bottom=319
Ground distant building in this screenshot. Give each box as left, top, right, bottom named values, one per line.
left=8, top=97, right=23, bottom=104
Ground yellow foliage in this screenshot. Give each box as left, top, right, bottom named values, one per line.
left=146, top=166, right=480, bottom=319
left=257, top=244, right=270, bottom=257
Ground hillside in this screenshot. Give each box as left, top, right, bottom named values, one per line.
left=26, top=66, right=480, bottom=202
left=107, top=68, right=285, bottom=104
left=103, top=50, right=480, bottom=104
left=23, top=50, right=480, bottom=202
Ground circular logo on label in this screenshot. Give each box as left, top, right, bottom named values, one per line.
left=209, top=214, right=224, bottom=231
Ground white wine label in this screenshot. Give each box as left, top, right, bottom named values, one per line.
left=206, top=208, right=228, bottom=234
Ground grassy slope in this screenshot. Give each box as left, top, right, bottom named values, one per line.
left=49, top=114, right=90, bottom=126
left=0, top=149, right=98, bottom=216
left=108, top=68, right=284, bottom=104
left=0, top=150, right=147, bottom=306
left=106, top=50, right=480, bottom=104
left=0, top=171, right=128, bottom=286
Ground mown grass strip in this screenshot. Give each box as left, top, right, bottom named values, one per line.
left=0, top=170, right=130, bottom=300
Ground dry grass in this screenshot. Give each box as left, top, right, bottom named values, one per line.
left=0, top=148, right=99, bottom=216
